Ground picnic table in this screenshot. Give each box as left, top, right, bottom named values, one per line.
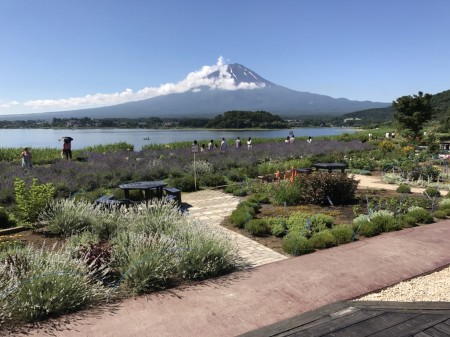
left=313, top=163, right=347, bottom=173
left=119, top=180, right=167, bottom=203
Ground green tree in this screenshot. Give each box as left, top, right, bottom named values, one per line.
left=393, top=91, right=433, bottom=138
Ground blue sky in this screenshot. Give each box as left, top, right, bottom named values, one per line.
left=1, top=0, right=449, bottom=116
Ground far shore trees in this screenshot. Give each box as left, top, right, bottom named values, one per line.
left=206, top=110, right=288, bottom=129
left=393, top=91, right=433, bottom=138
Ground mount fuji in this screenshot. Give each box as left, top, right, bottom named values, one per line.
left=10, top=63, right=390, bottom=120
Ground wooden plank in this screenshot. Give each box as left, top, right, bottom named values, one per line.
left=434, top=321, right=450, bottom=334
left=352, top=301, right=450, bottom=313
left=422, top=326, right=450, bottom=337
left=241, top=302, right=450, bottom=337
left=276, top=309, right=383, bottom=337
left=413, top=332, right=433, bottom=337
left=239, top=302, right=350, bottom=337
left=325, top=312, right=420, bottom=337
left=369, top=314, right=449, bottom=337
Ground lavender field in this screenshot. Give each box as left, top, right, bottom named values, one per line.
left=0, top=139, right=372, bottom=206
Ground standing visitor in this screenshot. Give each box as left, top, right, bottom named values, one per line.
left=61, top=137, right=73, bottom=160
left=247, top=137, right=253, bottom=150
left=20, top=147, right=32, bottom=170
left=220, top=138, right=227, bottom=152
left=285, top=136, right=290, bottom=144
left=290, top=134, right=295, bottom=144
left=208, top=139, right=214, bottom=150
left=235, top=137, right=241, bottom=148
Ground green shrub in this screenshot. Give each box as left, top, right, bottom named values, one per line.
left=376, top=216, right=403, bottom=232
left=245, top=219, right=271, bottom=236
left=199, top=172, right=226, bottom=188
left=348, top=157, right=376, bottom=171
left=282, top=234, right=314, bottom=256
left=396, top=184, right=411, bottom=194
left=433, top=210, right=447, bottom=219
left=0, top=246, right=112, bottom=326
left=230, top=205, right=254, bottom=228
left=267, top=217, right=287, bottom=237
left=370, top=213, right=400, bottom=232
left=14, top=178, right=55, bottom=223
left=224, top=182, right=247, bottom=196
left=167, top=175, right=196, bottom=192
left=247, top=193, right=270, bottom=204
left=184, top=160, right=214, bottom=175
left=174, top=222, right=237, bottom=280
left=346, top=169, right=372, bottom=175
left=423, top=186, right=441, bottom=198
left=286, top=212, right=309, bottom=236
left=128, top=199, right=186, bottom=236
left=418, top=165, right=440, bottom=181
left=65, top=231, right=101, bottom=251
left=226, top=169, right=247, bottom=182
left=112, top=232, right=177, bottom=294
left=439, top=206, right=450, bottom=216
left=271, top=180, right=303, bottom=206
left=396, top=214, right=417, bottom=228
left=310, top=213, right=334, bottom=230
left=309, top=230, right=336, bottom=249
left=330, top=224, right=354, bottom=244
left=357, top=220, right=383, bottom=237
left=438, top=198, right=450, bottom=208
left=407, top=207, right=434, bottom=224
left=0, top=207, right=17, bottom=229
left=38, top=199, right=120, bottom=238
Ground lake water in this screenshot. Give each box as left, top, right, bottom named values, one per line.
left=0, top=128, right=356, bottom=150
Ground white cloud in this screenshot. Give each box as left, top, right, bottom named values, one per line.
left=0, top=100, right=20, bottom=108
left=16, top=56, right=265, bottom=112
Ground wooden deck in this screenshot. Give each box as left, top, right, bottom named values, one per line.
left=240, top=301, right=450, bottom=337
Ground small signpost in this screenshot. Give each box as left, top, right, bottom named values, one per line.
left=191, top=141, right=199, bottom=190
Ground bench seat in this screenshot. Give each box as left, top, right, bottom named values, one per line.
left=163, top=187, right=182, bottom=206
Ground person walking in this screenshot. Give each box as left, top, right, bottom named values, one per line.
left=20, top=147, right=32, bottom=170
left=61, top=137, right=73, bottom=160
left=208, top=139, right=214, bottom=150
left=220, top=138, right=227, bottom=153
left=247, top=137, right=253, bottom=150
left=235, top=137, right=241, bottom=148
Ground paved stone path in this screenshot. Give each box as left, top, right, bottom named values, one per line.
left=354, top=173, right=449, bottom=196
left=182, top=189, right=287, bottom=268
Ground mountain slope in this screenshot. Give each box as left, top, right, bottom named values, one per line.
left=4, top=63, right=391, bottom=120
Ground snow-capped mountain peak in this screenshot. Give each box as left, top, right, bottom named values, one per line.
left=205, top=63, right=274, bottom=88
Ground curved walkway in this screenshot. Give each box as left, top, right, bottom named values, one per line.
left=182, top=189, right=287, bottom=268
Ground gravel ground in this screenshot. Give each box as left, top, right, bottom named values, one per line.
left=354, top=174, right=450, bottom=302
left=358, top=265, right=450, bottom=302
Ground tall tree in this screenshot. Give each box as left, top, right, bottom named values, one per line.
left=393, top=91, right=433, bottom=137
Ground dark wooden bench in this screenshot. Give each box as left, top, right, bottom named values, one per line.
left=295, top=168, right=312, bottom=174
left=313, top=163, right=347, bottom=173
left=95, top=195, right=134, bottom=209
left=164, top=187, right=182, bottom=207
